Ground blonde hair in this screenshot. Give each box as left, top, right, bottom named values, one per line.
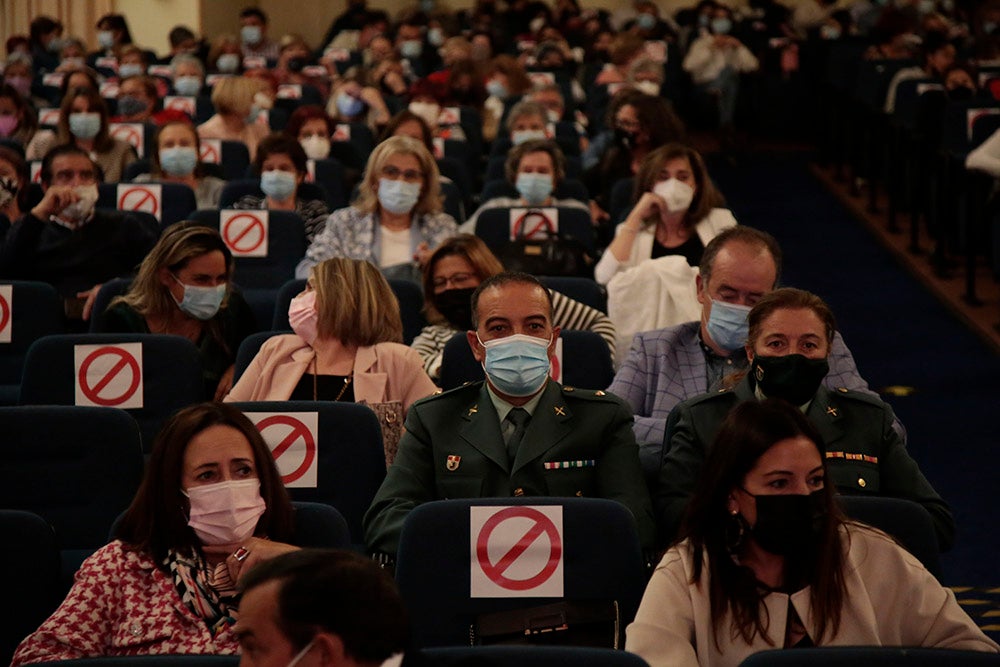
left=356, top=135, right=442, bottom=216
left=310, top=258, right=404, bottom=345
left=211, top=76, right=258, bottom=116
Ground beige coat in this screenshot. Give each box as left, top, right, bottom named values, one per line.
left=224, top=334, right=436, bottom=411
left=625, top=525, right=998, bottom=667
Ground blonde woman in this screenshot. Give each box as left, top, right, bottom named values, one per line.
left=196, top=75, right=269, bottom=160
left=295, top=135, right=458, bottom=282
left=95, top=221, right=257, bottom=400
left=226, top=257, right=437, bottom=463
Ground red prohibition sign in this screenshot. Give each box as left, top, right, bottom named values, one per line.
left=0, top=292, right=10, bottom=334
left=223, top=214, right=266, bottom=254
left=111, top=125, right=142, bottom=149
left=549, top=352, right=560, bottom=381
left=257, top=415, right=316, bottom=484
left=78, top=346, right=141, bottom=406
left=476, top=506, right=562, bottom=591
left=513, top=211, right=554, bottom=239
left=119, top=187, right=159, bottom=216
left=200, top=143, right=220, bottom=163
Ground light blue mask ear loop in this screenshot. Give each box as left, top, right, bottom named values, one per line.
left=285, top=639, right=316, bottom=667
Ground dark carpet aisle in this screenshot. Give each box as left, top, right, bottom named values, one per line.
left=707, top=151, right=1000, bottom=631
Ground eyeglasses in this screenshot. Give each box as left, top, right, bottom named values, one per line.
left=381, top=165, right=424, bottom=181
left=432, top=272, right=477, bottom=289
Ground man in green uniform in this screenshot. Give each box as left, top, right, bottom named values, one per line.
left=364, top=272, right=655, bottom=556
left=655, top=288, right=954, bottom=551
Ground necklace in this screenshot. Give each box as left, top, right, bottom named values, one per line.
left=311, top=358, right=353, bottom=401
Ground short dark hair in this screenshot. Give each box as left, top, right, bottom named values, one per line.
left=115, top=402, right=294, bottom=568
left=240, top=549, right=409, bottom=661
left=39, top=144, right=98, bottom=185
left=699, top=226, right=782, bottom=286
left=747, top=287, right=837, bottom=346
left=471, top=271, right=553, bottom=328
left=253, top=133, right=308, bottom=175
left=169, top=25, right=197, bottom=48
left=504, top=139, right=565, bottom=185
left=240, top=6, right=268, bottom=23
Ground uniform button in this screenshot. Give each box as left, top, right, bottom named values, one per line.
left=857, top=477, right=866, bottom=488
left=513, top=487, right=524, bottom=496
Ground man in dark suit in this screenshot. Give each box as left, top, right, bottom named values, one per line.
left=364, top=272, right=655, bottom=556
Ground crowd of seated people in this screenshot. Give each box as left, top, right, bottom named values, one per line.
left=3, top=0, right=1000, bottom=665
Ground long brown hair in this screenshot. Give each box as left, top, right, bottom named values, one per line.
left=634, top=143, right=724, bottom=229
left=680, top=399, right=847, bottom=647
left=116, top=402, right=294, bottom=568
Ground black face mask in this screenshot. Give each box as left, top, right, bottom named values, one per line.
left=751, top=354, right=829, bottom=405
left=747, top=489, right=826, bottom=558
left=433, top=287, right=476, bottom=330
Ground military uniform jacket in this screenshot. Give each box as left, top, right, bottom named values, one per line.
left=655, top=375, right=953, bottom=550
left=364, top=380, right=656, bottom=554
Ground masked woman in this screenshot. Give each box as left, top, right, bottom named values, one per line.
left=12, top=403, right=298, bottom=664
left=628, top=399, right=996, bottom=666
left=95, top=222, right=257, bottom=401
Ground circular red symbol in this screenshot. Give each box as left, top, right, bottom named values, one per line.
left=110, top=125, right=142, bottom=150
left=118, top=187, right=159, bottom=216
left=513, top=211, right=554, bottom=240
left=476, top=506, right=562, bottom=591
left=549, top=352, right=560, bottom=382
left=222, top=214, right=266, bottom=254
left=0, top=292, right=10, bottom=334
left=257, top=415, right=316, bottom=484
left=78, top=346, right=142, bottom=407
left=200, top=143, right=221, bottom=163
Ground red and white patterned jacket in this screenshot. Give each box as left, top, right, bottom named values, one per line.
left=13, top=541, right=240, bottom=665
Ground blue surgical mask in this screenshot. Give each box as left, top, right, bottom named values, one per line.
left=241, top=25, right=262, bottom=46
left=479, top=333, right=552, bottom=397
left=159, top=146, right=198, bottom=176
left=511, top=129, right=547, bottom=145
left=261, top=169, right=298, bottom=201
left=217, top=53, right=240, bottom=73
left=400, top=40, right=424, bottom=59
left=68, top=112, right=101, bottom=139
left=486, top=79, right=509, bottom=98
left=174, top=76, right=202, bottom=96
left=171, top=275, right=226, bottom=320
left=515, top=172, right=554, bottom=205
left=705, top=299, right=751, bottom=352
left=377, top=177, right=421, bottom=214
left=711, top=17, right=733, bottom=34
left=118, top=63, right=144, bottom=78
left=116, top=95, right=148, bottom=117
left=637, top=13, right=657, bottom=30
left=97, top=30, right=115, bottom=50
left=336, top=92, right=366, bottom=117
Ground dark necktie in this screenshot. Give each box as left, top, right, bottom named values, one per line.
left=505, top=407, right=530, bottom=465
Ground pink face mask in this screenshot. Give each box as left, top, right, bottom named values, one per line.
left=289, top=289, right=319, bottom=345
left=0, top=115, right=17, bottom=137
left=183, top=478, right=266, bottom=546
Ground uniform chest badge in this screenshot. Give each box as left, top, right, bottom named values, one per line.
left=446, top=455, right=461, bottom=471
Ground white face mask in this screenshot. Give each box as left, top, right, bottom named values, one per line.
left=55, top=184, right=100, bottom=226
left=634, top=80, right=661, bottom=97
left=653, top=178, right=695, bottom=213
left=300, top=135, right=331, bottom=160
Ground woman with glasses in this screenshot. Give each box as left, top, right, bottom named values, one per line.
left=296, top=136, right=458, bottom=283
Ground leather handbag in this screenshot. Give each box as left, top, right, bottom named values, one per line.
left=498, top=209, right=594, bottom=278
left=471, top=600, right=621, bottom=648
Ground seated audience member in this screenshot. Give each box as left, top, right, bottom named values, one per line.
left=412, top=234, right=616, bottom=380
left=0, top=145, right=159, bottom=325
left=364, top=272, right=655, bottom=557
left=96, top=222, right=257, bottom=401
left=884, top=30, right=954, bottom=113
left=12, top=402, right=299, bottom=664
left=943, top=62, right=978, bottom=100
left=88, top=13, right=134, bottom=64
left=0, top=84, right=39, bottom=149
left=207, top=33, right=244, bottom=76
left=0, top=145, right=28, bottom=225
left=197, top=76, right=269, bottom=160
left=609, top=227, right=889, bottom=465
left=116, top=44, right=150, bottom=80
left=503, top=100, right=552, bottom=146
left=627, top=400, right=997, bottom=665
left=656, top=288, right=954, bottom=550
left=460, top=139, right=589, bottom=232
left=170, top=53, right=206, bottom=97
left=231, top=133, right=330, bottom=242
left=132, top=120, right=225, bottom=209
left=627, top=57, right=667, bottom=98
left=296, top=136, right=458, bottom=282
left=239, top=6, right=280, bottom=61
left=27, top=86, right=137, bottom=181
left=327, top=76, right=392, bottom=135
left=27, top=15, right=63, bottom=74
left=2, top=59, right=45, bottom=110
left=283, top=105, right=335, bottom=161
left=114, top=74, right=185, bottom=126
left=481, top=55, right=533, bottom=142
left=226, top=257, right=437, bottom=463
left=595, top=143, right=735, bottom=285
left=235, top=550, right=410, bottom=667
left=594, top=32, right=647, bottom=85
left=164, top=25, right=200, bottom=63
left=529, top=83, right=589, bottom=153
left=682, top=3, right=759, bottom=131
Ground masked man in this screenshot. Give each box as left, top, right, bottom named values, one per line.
left=364, top=272, right=655, bottom=557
